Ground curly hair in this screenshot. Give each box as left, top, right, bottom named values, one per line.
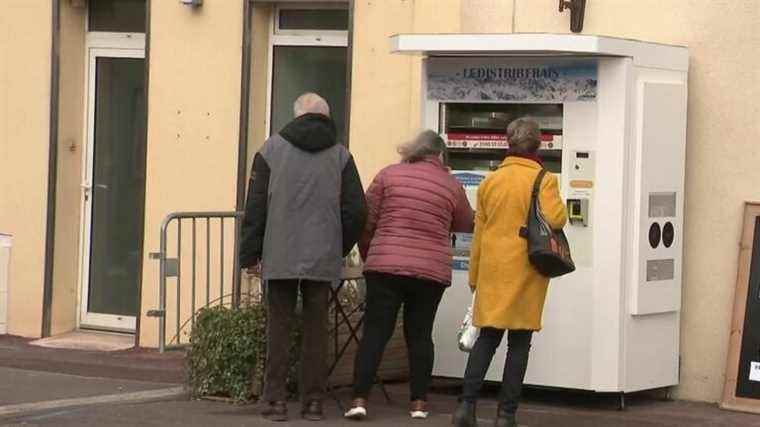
left=506, top=118, right=541, bottom=154
left=397, top=130, right=449, bottom=165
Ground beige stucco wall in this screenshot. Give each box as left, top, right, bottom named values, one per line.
left=138, top=0, right=244, bottom=347
left=460, top=0, right=513, bottom=32
left=349, top=0, right=760, bottom=403
left=0, top=0, right=752, bottom=405
left=50, top=2, right=86, bottom=336
left=349, top=0, right=461, bottom=185
left=0, top=1, right=52, bottom=338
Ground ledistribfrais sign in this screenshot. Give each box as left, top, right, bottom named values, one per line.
left=427, top=58, right=597, bottom=103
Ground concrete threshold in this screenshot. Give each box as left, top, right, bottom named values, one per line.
left=29, top=330, right=134, bottom=352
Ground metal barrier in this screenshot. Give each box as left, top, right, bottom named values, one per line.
left=148, top=211, right=244, bottom=352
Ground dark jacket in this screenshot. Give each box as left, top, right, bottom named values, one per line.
left=239, top=113, right=367, bottom=282
left=359, top=156, right=474, bottom=286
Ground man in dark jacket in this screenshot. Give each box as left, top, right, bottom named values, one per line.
left=239, top=93, right=367, bottom=422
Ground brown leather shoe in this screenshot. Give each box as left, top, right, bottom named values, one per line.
left=262, top=401, right=288, bottom=422
left=302, top=399, right=324, bottom=421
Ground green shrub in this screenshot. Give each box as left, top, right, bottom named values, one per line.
left=186, top=304, right=301, bottom=403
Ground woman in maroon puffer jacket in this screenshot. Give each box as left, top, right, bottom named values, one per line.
left=345, top=130, right=474, bottom=420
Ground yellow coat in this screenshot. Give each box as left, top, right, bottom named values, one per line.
left=470, top=157, right=567, bottom=331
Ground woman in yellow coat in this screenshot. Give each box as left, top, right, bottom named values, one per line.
left=453, top=118, right=567, bottom=427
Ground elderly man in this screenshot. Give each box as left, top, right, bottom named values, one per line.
left=240, top=93, right=367, bottom=422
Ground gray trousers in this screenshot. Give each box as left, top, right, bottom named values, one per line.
left=262, top=279, right=330, bottom=403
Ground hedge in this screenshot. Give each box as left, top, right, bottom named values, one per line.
left=186, top=303, right=301, bottom=402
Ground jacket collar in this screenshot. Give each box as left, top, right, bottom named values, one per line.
left=499, top=156, right=543, bottom=170
left=418, top=154, right=446, bottom=169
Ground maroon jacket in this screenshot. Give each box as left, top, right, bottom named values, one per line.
left=359, top=156, right=474, bottom=285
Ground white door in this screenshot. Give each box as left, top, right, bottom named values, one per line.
left=80, top=47, right=145, bottom=331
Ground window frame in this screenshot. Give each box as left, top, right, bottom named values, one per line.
left=85, top=1, right=146, bottom=49
left=266, top=3, right=349, bottom=137
left=273, top=2, right=349, bottom=39
left=85, top=0, right=148, bottom=34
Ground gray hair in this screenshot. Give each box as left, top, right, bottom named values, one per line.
left=293, top=93, right=330, bottom=117
left=506, top=118, right=541, bottom=154
left=398, top=130, right=448, bottom=164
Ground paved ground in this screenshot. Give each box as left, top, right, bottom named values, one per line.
left=1, top=335, right=760, bottom=426
left=2, top=381, right=760, bottom=427
left=0, top=367, right=173, bottom=406
left=0, top=335, right=184, bottom=384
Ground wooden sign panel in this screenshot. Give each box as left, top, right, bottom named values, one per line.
left=722, top=202, right=760, bottom=413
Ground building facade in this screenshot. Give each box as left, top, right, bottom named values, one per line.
left=1, top=0, right=759, bottom=403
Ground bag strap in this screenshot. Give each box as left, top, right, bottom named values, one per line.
left=532, top=169, right=548, bottom=198
left=520, top=168, right=549, bottom=239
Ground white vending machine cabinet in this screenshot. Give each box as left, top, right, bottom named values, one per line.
left=392, top=34, right=688, bottom=394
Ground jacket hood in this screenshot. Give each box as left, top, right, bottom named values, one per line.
left=279, top=113, right=337, bottom=152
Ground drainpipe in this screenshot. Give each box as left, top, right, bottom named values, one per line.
left=344, top=0, right=354, bottom=148
left=233, top=0, right=253, bottom=308
left=237, top=0, right=253, bottom=213
left=133, top=0, right=153, bottom=348
left=41, top=0, right=61, bottom=338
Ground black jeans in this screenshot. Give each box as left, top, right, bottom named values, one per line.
left=353, top=273, right=445, bottom=401
left=461, top=328, right=533, bottom=415
left=263, top=279, right=329, bottom=404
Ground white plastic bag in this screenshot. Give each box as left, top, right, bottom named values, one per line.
left=457, top=294, right=480, bottom=353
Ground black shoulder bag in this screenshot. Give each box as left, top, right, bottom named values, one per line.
left=519, top=169, right=576, bottom=278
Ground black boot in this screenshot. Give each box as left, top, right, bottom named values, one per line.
left=493, top=405, right=516, bottom=427
left=452, top=400, right=478, bottom=427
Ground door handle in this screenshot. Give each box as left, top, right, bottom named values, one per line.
left=81, top=183, right=92, bottom=201
left=95, top=184, right=109, bottom=190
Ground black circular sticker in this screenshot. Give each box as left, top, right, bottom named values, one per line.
left=649, top=223, right=661, bottom=249
left=662, top=222, right=675, bottom=248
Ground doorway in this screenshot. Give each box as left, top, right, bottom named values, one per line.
left=80, top=48, right=146, bottom=331
left=78, top=0, right=147, bottom=332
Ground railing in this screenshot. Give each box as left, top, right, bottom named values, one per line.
left=148, top=211, right=245, bottom=352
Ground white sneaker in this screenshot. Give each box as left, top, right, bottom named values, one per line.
left=409, top=400, right=429, bottom=419
left=344, top=399, right=368, bottom=420
left=410, top=410, right=429, bottom=419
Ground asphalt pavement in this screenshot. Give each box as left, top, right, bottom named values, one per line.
left=1, top=335, right=760, bottom=426
left=1, top=378, right=760, bottom=427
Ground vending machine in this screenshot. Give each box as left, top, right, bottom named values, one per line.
left=392, top=34, right=688, bottom=397
left=449, top=105, right=565, bottom=290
